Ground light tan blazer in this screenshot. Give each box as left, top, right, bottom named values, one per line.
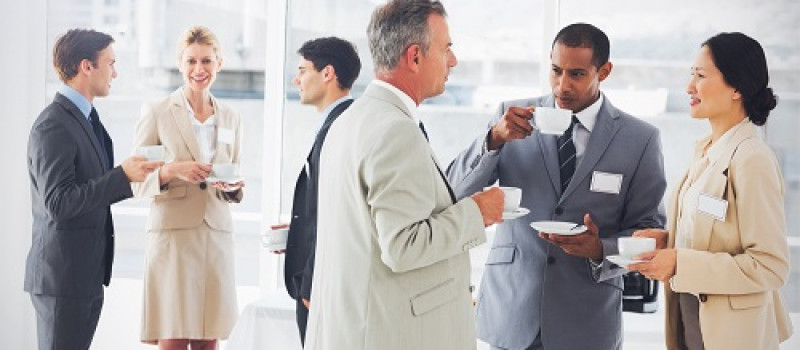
left=131, top=89, right=242, bottom=232
left=305, top=83, right=487, bottom=350
left=665, top=121, right=792, bottom=350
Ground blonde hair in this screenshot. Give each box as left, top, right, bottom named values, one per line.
left=176, top=26, right=222, bottom=62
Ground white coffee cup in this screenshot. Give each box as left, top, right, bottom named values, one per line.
left=211, top=163, right=239, bottom=180
left=499, top=186, right=522, bottom=212
left=533, top=107, right=572, bottom=135
left=136, top=145, right=167, bottom=161
left=262, top=227, right=289, bottom=251
left=618, top=237, right=656, bottom=258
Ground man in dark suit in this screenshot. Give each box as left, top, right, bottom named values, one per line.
left=24, top=29, right=162, bottom=350
left=271, top=36, right=361, bottom=344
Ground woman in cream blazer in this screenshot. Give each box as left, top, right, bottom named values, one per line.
left=131, top=26, right=243, bottom=350
left=629, top=32, right=792, bottom=350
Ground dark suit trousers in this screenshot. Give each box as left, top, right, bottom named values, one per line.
left=30, top=292, right=104, bottom=350
left=295, top=297, right=308, bottom=345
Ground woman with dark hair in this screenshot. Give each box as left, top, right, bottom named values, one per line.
left=628, top=32, right=793, bottom=350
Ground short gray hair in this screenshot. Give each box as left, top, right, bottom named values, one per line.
left=367, top=0, right=446, bottom=72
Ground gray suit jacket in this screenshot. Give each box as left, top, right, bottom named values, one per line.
left=25, top=93, right=133, bottom=297
left=305, top=82, right=486, bottom=350
left=447, top=94, right=666, bottom=350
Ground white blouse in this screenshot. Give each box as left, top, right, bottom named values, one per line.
left=183, top=90, right=217, bottom=164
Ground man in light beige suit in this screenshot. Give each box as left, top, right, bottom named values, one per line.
left=305, top=1, right=505, bottom=349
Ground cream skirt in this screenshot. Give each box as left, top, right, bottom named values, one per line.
left=141, top=222, right=237, bottom=343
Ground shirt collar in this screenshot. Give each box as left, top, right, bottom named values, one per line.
left=182, top=87, right=216, bottom=126
left=372, top=79, right=419, bottom=124
left=320, top=95, right=353, bottom=120
left=59, top=84, right=92, bottom=119
left=703, top=118, right=750, bottom=162
left=572, top=94, right=603, bottom=132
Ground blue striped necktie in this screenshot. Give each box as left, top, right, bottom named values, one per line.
left=557, top=115, right=580, bottom=192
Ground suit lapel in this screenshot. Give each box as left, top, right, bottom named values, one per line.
left=560, top=97, right=621, bottom=201
left=169, top=89, right=204, bottom=162
left=535, top=96, right=563, bottom=195
left=307, top=99, right=353, bottom=177
left=690, top=122, right=756, bottom=251
left=54, top=93, right=108, bottom=169
left=367, top=83, right=456, bottom=203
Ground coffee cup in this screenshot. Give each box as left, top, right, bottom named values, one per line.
left=532, top=107, right=572, bottom=135
left=136, top=145, right=167, bottom=161
left=491, top=186, right=522, bottom=212
left=211, top=163, right=239, bottom=180
left=618, top=237, right=656, bottom=258
left=262, top=227, right=289, bottom=251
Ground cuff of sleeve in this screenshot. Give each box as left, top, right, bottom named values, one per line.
left=482, top=130, right=502, bottom=156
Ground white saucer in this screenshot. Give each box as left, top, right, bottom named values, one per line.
left=529, top=221, right=587, bottom=235
left=606, top=254, right=645, bottom=268
left=206, top=176, right=243, bottom=184
left=502, top=207, right=530, bottom=220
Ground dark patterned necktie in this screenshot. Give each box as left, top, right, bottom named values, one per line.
left=418, top=121, right=456, bottom=203
left=89, top=108, right=110, bottom=169
left=557, top=115, right=580, bottom=192
left=418, top=121, right=429, bottom=141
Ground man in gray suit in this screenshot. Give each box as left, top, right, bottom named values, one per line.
left=25, top=29, right=161, bottom=350
left=447, top=23, right=667, bottom=350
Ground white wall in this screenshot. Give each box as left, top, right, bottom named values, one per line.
left=0, top=1, right=46, bottom=349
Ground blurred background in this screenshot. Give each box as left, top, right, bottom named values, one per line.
left=2, top=0, right=798, bottom=349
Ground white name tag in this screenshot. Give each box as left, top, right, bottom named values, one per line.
left=217, top=128, right=235, bottom=145
left=590, top=171, right=622, bottom=194
left=697, top=192, right=727, bottom=221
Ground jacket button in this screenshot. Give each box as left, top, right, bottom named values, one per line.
left=554, top=207, right=563, bottom=215
left=547, top=256, right=556, bottom=265
left=699, top=294, right=707, bottom=302
left=199, top=182, right=207, bottom=190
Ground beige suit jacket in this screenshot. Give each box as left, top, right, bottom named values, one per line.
left=665, top=121, right=792, bottom=350
left=131, top=89, right=243, bottom=232
left=305, top=82, right=486, bottom=350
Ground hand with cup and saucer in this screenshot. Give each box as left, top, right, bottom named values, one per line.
left=484, top=186, right=529, bottom=220
left=536, top=213, right=604, bottom=260
left=207, top=163, right=244, bottom=191
left=262, top=224, right=289, bottom=253
left=136, top=145, right=173, bottom=162
left=605, top=236, right=656, bottom=269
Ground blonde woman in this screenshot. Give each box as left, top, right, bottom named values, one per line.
left=629, top=32, right=792, bottom=350
left=132, top=26, right=243, bottom=350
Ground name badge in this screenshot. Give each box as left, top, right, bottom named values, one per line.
left=217, top=128, right=235, bottom=145
left=590, top=171, right=622, bottom=194
left=697, top=192, right=727, bottom=221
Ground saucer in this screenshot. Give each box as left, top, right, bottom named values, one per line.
left=529, top=221, right=587, bottom=235
left=606, top=254, right=645, bottom=268
left=502, top=207, right=530, bottom=220
left=206, top=176, right=243, bottom=184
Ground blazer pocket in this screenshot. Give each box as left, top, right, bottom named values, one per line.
left=728, top=292, right=766, bottom=310
left=486, top=245, right=516, bottom=265
left=154, top=185, right=187, bottom=202
left=410, top=278, right=456, bottom=317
